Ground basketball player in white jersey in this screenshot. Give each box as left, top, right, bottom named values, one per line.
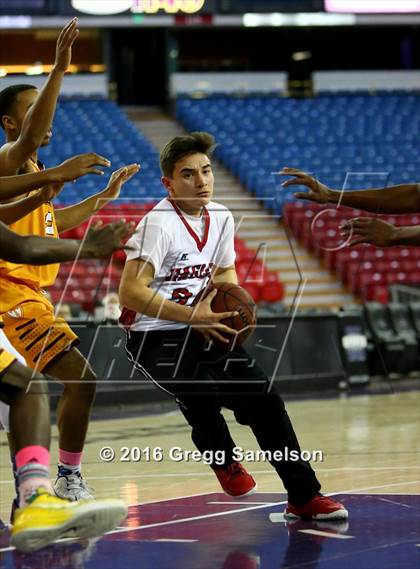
left=119, top=132, right=347, bottom=520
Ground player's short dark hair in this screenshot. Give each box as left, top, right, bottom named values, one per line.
left=0, top=84, right=36, bottom=130
left=160, top=131, right=217, bottom=177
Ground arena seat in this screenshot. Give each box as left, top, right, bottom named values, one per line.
left=364, top=302, right=407, bottom=374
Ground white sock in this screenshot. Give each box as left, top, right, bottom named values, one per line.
left=59, top=462, right=81, bottom=474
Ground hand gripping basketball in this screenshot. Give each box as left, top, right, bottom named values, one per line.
left=192, top=282, right=257, bottom=347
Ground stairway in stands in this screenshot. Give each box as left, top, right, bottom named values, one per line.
left=125, top=108, right=353, bottom=309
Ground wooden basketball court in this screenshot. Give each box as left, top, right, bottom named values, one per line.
left=1, top=389, right=418, bottom=513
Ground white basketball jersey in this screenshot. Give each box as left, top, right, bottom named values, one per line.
left=120, top=198, right=236, bottom=332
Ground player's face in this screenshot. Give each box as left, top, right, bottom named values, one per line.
left=163, top=153, right=214, bottom=215
left=12, top=89, right=52, bottom=146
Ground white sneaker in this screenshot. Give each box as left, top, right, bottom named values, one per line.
left=54, top=466, right=94, bottom=501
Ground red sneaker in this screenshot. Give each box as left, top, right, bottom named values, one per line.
left=284, top=494, right=348, bottom=520
left=213, top=462, right=257, bottom=497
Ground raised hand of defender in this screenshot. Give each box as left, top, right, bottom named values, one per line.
left=280, top=167, right=332, bottom=204
left=54, top=18, right=79, bottom=72
left=52, top=153, right=111, bottom=182
left=83, top=220, right=136, bottom=259
left=340, top=217, right=396, bottom=247
left=191, top=289, right=238, bottom=344
left=38, top=182, right=65, bottom=203
left=103, top=164, right=141, bottom=200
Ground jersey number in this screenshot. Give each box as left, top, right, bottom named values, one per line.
left=171, top=288, right=193, bottom=305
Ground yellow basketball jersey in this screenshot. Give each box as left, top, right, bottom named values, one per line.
left=0, top=159, right=59, bottom=288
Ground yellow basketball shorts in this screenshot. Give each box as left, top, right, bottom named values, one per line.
left=0, top=277, right=79, bottom=373
left=0, top=349, right=16, bottom=377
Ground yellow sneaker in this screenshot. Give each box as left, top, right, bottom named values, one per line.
left=11, top=488, right=127, bottom=552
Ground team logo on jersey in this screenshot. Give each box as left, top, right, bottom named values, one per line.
left=7, top=308, right=23, bottom=319
left=45, top=211, right=55, bottom=236
left=171, top=288, right=193, bottom=305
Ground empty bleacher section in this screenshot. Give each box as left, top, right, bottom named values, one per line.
left=176, top=91, right=420, bottom=305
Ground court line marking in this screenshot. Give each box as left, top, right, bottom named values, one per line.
left=1, top=465, right=413, bottom=484
left=104, top=480, right=420, bottom=536
left=1, top=483, right=418, bottom=552
left=207, top=501, right=277, bottom=505
left=128, top=491, right=209, bottom=507
left=298, top=529, right=354, bottom=540
left=106, top=500, right=288, bottom=536
left=364, top=492, right=420, bottom=495
left=337, top=480, right=420, bottom=494
left=155, top=539, right=197, bottom=542
left=377, top=497, right=419, bottom=509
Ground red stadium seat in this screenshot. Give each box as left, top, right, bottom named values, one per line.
left=261, top=279, right=285, bottom=303
left=241, top=282, right=261, bottom=303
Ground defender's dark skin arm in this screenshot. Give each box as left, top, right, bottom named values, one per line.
left=0, top=19, right=79, bottom=176
left=0, top=219, right=134, bottom=264
left=281, top=168, right=420, bottom=214
left=281, top=168, right=420, bottom=247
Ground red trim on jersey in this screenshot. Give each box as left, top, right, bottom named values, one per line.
left=168, top=199, right=210, bottom=252
left=119, top=306, right=137, bottom=328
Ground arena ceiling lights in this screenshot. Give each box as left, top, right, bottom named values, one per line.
left=71, top=0, right=132, bottom=14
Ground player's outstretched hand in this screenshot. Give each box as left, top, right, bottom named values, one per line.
left=280, top=167, right=333, bottom=204
left=82, top=220, right=135, bottom=259
left=51, top=153, right=111, bottom=182
left=340, top=217, right=397, bottom=247
left=38, top=182, right=65, bottom=203
left=54, top=18, right=79, bottom=72
left=191, top=289, right=238, bottom=344
left=103, top=164, right=141, bottom=200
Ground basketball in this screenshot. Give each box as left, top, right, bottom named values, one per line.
left=196, top=282, right=257, bottom=345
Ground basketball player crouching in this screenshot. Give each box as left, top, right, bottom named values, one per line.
left=119, top=132, right=347, bottom=520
